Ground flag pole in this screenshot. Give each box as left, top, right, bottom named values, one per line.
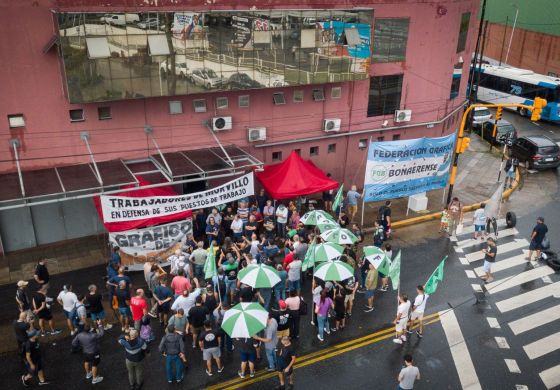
left=361, top=137, right=371, bottom=228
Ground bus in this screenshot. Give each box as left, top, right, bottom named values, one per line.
left=471, top=64, right=560, bottom=122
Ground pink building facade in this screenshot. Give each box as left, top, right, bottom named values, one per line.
left=0, top=0, right=479, bottom=252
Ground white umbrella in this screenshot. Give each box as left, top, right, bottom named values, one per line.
left=221, top=302, right=268, bottom=338
left=238, top=264, right=281, bottom=288
left=313, top=260, right=354, bottom=281
left=320, top=227, right=359, bottom=245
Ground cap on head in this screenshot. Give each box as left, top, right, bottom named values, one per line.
left=278, top=300, right=287, bottom=310
left=17, top=280, right=29, bottom=288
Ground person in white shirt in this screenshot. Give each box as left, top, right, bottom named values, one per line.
left=287, top=258, right=302, bottom=294
left=276, top=204, right=288, bottom=239
left=171, top=278, right=202, bottom=316
left=169, top=249, right=188, bottom=276
left=57, top=284, right=78, bottom=335
left=230, top=214, right=244, bottom=242
left=407, top=286, right=429, bottom=338
left=393, top=294, right=411, bottom=345
left=473, top=203, right=487, bottom=240
left=398, top=354, right=420, bottom=390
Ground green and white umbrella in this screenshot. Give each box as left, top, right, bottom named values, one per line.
left=313, top=260, right=354, bottom=281
left=363, top=246, right=391, bottom=275
left=320, top=227, right=359, bottom=245
left=300, top=210, right=335, bottom=226
left=317, top=221, right=340, bottom=233
left=308, top=242, right=344, bottom=263
left=221, top=302, right=268, bottom=338
left=238, top=264, right=281, bottom=288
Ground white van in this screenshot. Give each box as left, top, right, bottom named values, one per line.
left=100, top=14, right=140, bottom=26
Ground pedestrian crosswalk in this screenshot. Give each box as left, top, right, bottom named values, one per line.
left=452, top=221, right=560, bottom=389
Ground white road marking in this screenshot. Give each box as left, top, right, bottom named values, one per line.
left=515, top=385, right=528, bottom=390
left=472, top=284, right=483, bottom=292
left=439, top=309, right=482, bottom=390
left=509, top=305, right=560, bottom=335
left=474, top=253, right=527, bottom=276
left=496, top=282, right=560, bottom=313
left=540, top=364, right=560, bottom=389
left=466, top=238, right=527, bottom=263
left=465, top=270, right=476, bottom=278
left=495, top=336, right=510, bottom=349
left=456, top=226, right=516, bottom=249
left=542, top=275, right=553, bottom=284
left=459, top=257, right=469, bottom=265
left=505, top=359, right=521, bottom=373
left=486, top=266, right=554, bottom=295
left=524, top=332, right=560, bottom=360
left=454, top=219, right=506, bottom=237
left=487, top=317, right=501, bottom=329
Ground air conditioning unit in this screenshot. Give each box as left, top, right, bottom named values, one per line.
left=394, top=110, right=412, bottom=123
left=248, top=127, right=267, bottom=142
left=212, top=116, right=232, bottom=131
left=323, top=118, right=341, bottom=132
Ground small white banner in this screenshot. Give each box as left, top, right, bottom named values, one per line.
left=101, top=173, right=254, bottom=223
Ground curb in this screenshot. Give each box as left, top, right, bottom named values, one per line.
left=375, top=166, right=522, bottom=231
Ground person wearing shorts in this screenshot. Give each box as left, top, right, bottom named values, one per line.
left=276, top=336, right=296, bottom=389
left=364, top=263, right=378, bottom=313
left=115, top=281, right=131, bottom=331
left=407, top=286, right=429, bottom=338
left=237, top=338, right=257, bottom=378
left=481, top=238, right=497, bottom=283
left=473, top=203, right=487, bottom=240
left=393, top=294, right=411, bottom=345
left=72, top=322, right=105, bottom=384
left=199, top=320, right=223, bottom=376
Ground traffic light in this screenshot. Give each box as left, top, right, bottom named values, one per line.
left=495, top=107, right=503, bottom=121
left=531, top=97, right=547, bottom=121
left=459, top=137, right=471, bottom=153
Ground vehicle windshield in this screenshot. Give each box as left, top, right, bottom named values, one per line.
left=474, top=109, right=491, bottom=117
left=205, top=69, right=218, bottom=78
left=497, top=124, right=514, bottom=133
left=538, top=146, right=559, bottom=154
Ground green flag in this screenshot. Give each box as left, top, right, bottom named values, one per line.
left=302, top=240, right=317, bottom=272
left=388, top=250, right=401, bottom=290
left=424, top=256, right=447, bottom=295
left=204, top=242, right=217, bottom=280
left=332, top=184, right=344, bottom=213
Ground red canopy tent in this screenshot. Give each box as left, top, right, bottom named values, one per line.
left=93, top=177, right=193, bottom=233
left=255, top=151, right=338, bottom=200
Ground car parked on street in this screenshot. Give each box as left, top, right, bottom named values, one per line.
left=471, top=107, right=492, bottom=129
left=228, top=72, right=262, bottom=89
left=509, top=135, right=560, bottom=170
left=188, top=68, right=225, bottom=89
left=475, top=119, right=517, bottom=146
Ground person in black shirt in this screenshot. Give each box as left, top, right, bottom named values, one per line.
left=16, top=280, right=32, bottom=317
left=378, top=200, right=392, bottom=239
left=199, top=320, right=223, bottom=376
left=204, top=286, right=218, bottom=323
left=87, top=284, right=112, bottom=330
left=115, top=281, right=132, bottom=331
left=273, top=300, right=292, bottom=338
left=14, top=311, right=30, bottom=350
left=528, top=217, right=549, bottom=261
left=482, top=237, right=497, bottom=283
left=188, top=296, right=209, bottom=349
left=337, top=210, right=349, bottom=228
left=33, top=259, right=50, bottom=289
left=276, top=336, right=296, bottom=389
left=236, top=337, right=258, bottom=378
left=32, top=286, right=61, bottom=336
left=21, top=330, right=49, bottom=386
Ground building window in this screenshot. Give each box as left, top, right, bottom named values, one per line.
left=69, top=109, right=84, bottom=122
left=312, top=89, right=325, bottom=102
left=367, top=75, right=403, bottom=117
left=97, top=106, right=112, bottom=120
left=310, top=146, right=319, bottom=156
left=272, top=92, right=286, bottom=105
left=328, top=143, right=336, bottom=153
left=457, top=12, right=471, bottom=53
left=216, top=97, right=228, bottom=110
left=293, top=90, right=304, bottom=103
left=239, top=95, right=250, bottom=108
left=358, top=139, right=368, bottom=149
left=377, top=136, right=385, bottom=142
left=450, top=66, right=462, bottom=99
left=393, top=134, right=401, bottom=141
left=7, top=114, right=25, bottom=128
left=331, top=87, right=342, bottom=99
left=193, top=99, right=207, bottom=113
left=272, top=151, right=282, bottom=161
left=169, top=101, right=183, bottom=114
left=372, top=18, right=410, bottom=63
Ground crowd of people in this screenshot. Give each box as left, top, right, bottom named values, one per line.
left=12, top=187, right=427, bottom=390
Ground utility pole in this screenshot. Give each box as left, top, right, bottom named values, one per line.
left=498, top=16, right=509, bottom=66
left=505, top=5, right=519, bottom=65
left=467, top=0, right=487, bottom=104
left=474, top=20, right=489, bottom=103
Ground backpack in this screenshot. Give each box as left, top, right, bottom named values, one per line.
left=70, top=303, right=84, bottom=326
left=377, top=206, right=387, bottom=222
